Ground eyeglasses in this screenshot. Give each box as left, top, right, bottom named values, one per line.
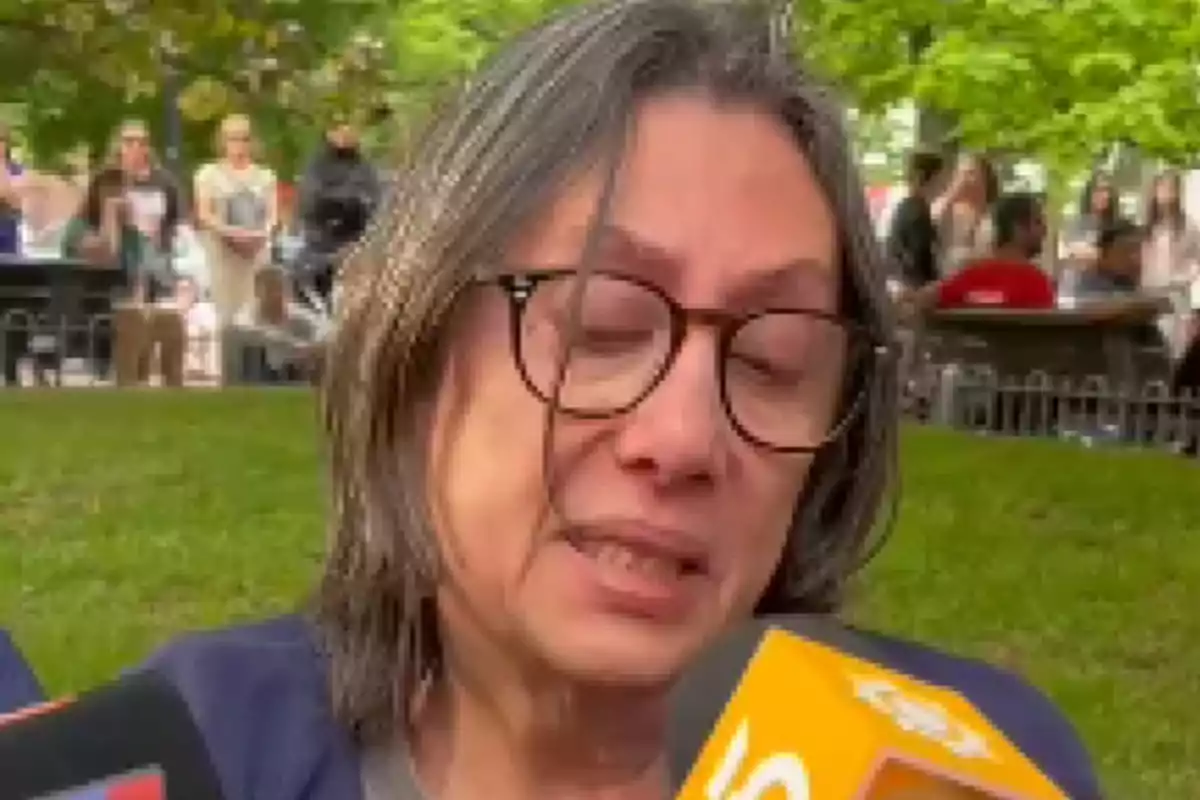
left=485, top=269, right=880, bottom=453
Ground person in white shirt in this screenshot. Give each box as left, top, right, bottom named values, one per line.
left=169, top=276, right=219, bottom=381
left=193, top=114, right=278, bottom=326
left=1141, top=170, right=1200, bottom=358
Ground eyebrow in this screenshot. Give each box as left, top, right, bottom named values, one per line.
left=598, top=223, right=835, bottom=307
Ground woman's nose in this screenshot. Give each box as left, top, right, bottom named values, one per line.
left=611, top=333, right=730, bottom=489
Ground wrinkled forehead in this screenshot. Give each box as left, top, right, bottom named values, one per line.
left=504, top=95, right=839, bottom=309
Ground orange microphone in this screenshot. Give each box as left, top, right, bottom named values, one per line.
left=669, top=618, right=1070, bottom=800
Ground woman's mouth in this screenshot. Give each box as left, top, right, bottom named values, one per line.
left=568, top=536, right=704, bottom=579
left=560, top=522, right=710, bottom=621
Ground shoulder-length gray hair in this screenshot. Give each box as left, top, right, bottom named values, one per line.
left=316, top=0, right=899, bottom=743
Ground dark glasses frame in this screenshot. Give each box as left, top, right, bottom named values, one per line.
left=481, top=268, right=887, bottom=454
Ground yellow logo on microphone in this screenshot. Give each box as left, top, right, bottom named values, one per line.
left=676, top=629, right=1069, bottom=800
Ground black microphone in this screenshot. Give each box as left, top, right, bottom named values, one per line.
left=0, top=671, right=225, bottom=799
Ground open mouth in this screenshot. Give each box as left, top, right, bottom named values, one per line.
left=564, top=530, right=707, bottom=579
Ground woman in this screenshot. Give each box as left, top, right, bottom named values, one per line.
left=1141, top=170, right=1200, bottom=358
left=140, top=2, right=1100, bottom=798
left=1061, top=172, right=1121, bottom=271
left=194, top=114, right=278, bottom=326
left=931, top=153, right=999, bottom=275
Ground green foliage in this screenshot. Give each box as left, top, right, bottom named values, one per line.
left=798, top=0, right=1200, bottom=174
left=13, top=0, right=1200, bottom=190
left=1, top=0, right=398, bottom=178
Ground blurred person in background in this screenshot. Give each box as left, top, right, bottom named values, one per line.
left=194, top=114, right=278, bottom=327
left=1141, top=170, right=1200, bottom=358
left=906, top=192, right=1056, bottom=313
left=60, top=120, right=184, bottom=386
left=229, top=267, right=328, bottom=383
left=885, top=149, right=945, bottom=290
left=62, top=163, right=184, bottom=385
left=172, top=276, right=219, bottom=381
left=1078, top=219, right=1144, bottom=299
left=295, top=117, right=381, bottom=309
left=1060, top=172, right=1122, bottom=272
left=1074, top=220, right=1170, bottom=332
left=0, top=123, right=25, bottom=256
left=932, top=152, right=999, bottom=274
left=105, top=119, right=182, bottom=296
left=133, top=2, right=1100, bottom=799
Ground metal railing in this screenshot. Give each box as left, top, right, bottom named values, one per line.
left=3, top=312, right=1197, bottom=458
left=911, top=363, right=1199, bottom=457
left=0, top=311, right=314, bottom=388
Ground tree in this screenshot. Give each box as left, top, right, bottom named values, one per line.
left=796, top=0, right=1200, bottom=177
left=1, top=0, right=398, bottom=176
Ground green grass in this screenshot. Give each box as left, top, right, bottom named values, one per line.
left=0, top=390, right=1196, bottom=797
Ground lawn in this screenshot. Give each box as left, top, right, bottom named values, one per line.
left=0, top=389, right=1196, bottom=797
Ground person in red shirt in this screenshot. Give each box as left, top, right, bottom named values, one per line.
left=933, top=192, right=1056, bottom=310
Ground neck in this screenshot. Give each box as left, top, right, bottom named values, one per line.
left=992, top=244, right=1029, bottom=262
left=226, top=154, right=250, bottom=169
left=410, top=617, right=669, bottom=800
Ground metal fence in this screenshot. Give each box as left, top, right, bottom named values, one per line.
left=0, top=311, right=313, bottom=388
left=909, top=363, right=1199, bottom=457
left=2, top=312, right=1197, bottom=458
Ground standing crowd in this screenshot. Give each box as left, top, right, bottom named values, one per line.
left=0, top=113, right=382, bottom=387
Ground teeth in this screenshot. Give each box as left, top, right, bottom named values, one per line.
left=579, top=540, right=684, bottom=578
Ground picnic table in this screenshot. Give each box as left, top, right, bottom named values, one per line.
left=0, top=255, right=126, bottom=385
left=913, top=303, right=1173, bottom=389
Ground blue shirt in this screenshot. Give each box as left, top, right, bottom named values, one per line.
left=0, top=629, right=43, bottom=714
left=0, top=161, right=23, bottom=255
left=141, top=615, right=1102, bottom=799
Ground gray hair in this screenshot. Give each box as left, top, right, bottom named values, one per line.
left=315, top=0, right=899, bottom=743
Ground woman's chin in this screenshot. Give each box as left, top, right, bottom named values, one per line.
left=529, top=618, right=707, bottom=688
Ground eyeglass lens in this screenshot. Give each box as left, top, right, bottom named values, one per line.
left=512, top=272, right=858, bottom=450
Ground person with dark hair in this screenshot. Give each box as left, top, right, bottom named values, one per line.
left=931, top=152, right=1000, bottom=273
left=1071, top=220, right=1171, bottom=330
left=1061, top=171, right=1122, bottom=270
left=885, top=149, right=944, bottom=288
left=1077, top=219, right=1144, bottom=298
left=295, top=119, right=381, bottom=308
left=924, top=192, right=1057, bottom=310
left=129, top=3, right=1099, bottom=798
left=61, top=122, right=185, bottom=385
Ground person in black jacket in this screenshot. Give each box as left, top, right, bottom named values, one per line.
left=295, top=120, right=382, bottom=308
left=885, top=149, right=946, bottom=290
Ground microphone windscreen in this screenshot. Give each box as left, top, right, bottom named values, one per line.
left=669, top=616, right=1069, bottom=799
left=0, top=671, right=224, bottom=800
left=668, top=614, right=887, bottom=785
